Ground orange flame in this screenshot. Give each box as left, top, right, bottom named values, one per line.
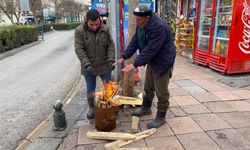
left=102, top=81, right=118, bottom=102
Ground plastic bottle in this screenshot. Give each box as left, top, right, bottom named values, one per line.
left=215, top=40, right=222, bottom=54
left=224, top=0, right=228, bottom=6
left=221, top=41, right=225, bottom=55
left=226, top=28, right=230, bottom=38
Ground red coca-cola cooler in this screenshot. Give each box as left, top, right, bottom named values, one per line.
left=194, top=0, right=250, bottom=74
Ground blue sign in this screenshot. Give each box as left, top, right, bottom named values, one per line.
left=91, top=2, right=107, bottom=15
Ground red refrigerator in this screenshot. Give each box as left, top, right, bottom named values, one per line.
left=194, top=0, right=250, bottom=74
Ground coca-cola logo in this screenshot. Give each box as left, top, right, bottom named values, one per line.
left=238, top=0, right=250, bottom=54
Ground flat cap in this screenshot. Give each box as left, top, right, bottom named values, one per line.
left=133, top=3, right=152, bottom=16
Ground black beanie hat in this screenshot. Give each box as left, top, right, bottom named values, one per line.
left=133, top=3, right=152, bottom=16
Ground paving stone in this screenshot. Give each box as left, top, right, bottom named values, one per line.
left=166, top=109, right=175, bottom=118
left=26, top=138, right=62, bottom=150
left=175, top=79, right=197, bottom=87
left=207, top=129, right=250, bottom=150
left=182, top=85, right=207, bottom=94
left=191, top=79, right=227, bottom=92
left=218, top=112, right=250, bottom=128
left=140, top=120, right=174, bottom=138
left=203, top=102, right=236, bottom=113
left=122, top=139, right=148, bottom=148
left=191, top=114, right=231, bottom=131
left=191, top=92, right=221, bottom=102
left=39, top=119, right=75, bottom=138
left=76, top=142, right=108, bottom=150
left=177, top=132, right=221, bottom=150
left=117, top=106, right=158, bottom=122
left=139, top=105, right=157, bottom=121
left=57, top=128, right=78, bottom=150
left=168, top=116, right=203, bottom=135
left=77, top=123, right=105, bottom=145
left=145, top=136, right=184, bottom=150
left=169, top=106, right=187, bottom=117
left=232, top=90, right=250, bottom=99
left=113, top=121, right=132, bottom=133
left=237, top=128, right=250, bottom=142
left=243, top=111, right=250, bottom=120
left=172, top=95, right=200, bottom=106
left=212, top=91, right=242, bottom=101
left=169, top=82, right=180, bottom=88
left=181, top=104, right=211, bottom=114
left=171, top=74, right=188, bottom=81
left=169, top=97, right=178, bottom=107
left=116, top=107, right=137, bottom=122
left=169, top=88, right=190, bottom=96
left=225, top=101, right=250, bottom=112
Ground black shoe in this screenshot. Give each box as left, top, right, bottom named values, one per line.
left=146, top=118, right=166, bottom=129
left=132, top=107, right=152, bottom=117
left=87, top=107, right=94, bottom=119
left=87, top=94, right=95, bottom=119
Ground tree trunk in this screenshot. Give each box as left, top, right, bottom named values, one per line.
left=122, top=0, right=138, bottom=96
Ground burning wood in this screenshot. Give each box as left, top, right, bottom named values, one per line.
left=95, top=81, right=118, bottom=108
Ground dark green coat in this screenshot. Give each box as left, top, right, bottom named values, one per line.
left=75, top=23, right=115, bottom=76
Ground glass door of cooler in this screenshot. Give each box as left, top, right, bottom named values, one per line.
left=196, top=0, right=213, bottom=52
left=212, top=0, right=233, bottom=56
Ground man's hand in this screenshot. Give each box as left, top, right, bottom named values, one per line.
left=84, top=65, right=94, bottom=75
left=108, top=61, right=115, bottom=71
left=122, top=64, right=135, bottom=72
left=113, top=58, right=124, bottom=66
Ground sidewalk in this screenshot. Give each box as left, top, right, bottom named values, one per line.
left=25, top=55, right=250, bottom=150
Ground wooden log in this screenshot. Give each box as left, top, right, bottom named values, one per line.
left=119, top=96, right=142, bottom=101
left=110, top=96, right=142, bottom=106
left=104, top=128, right=157, bottom=150
left=87, top=131, right=136, bottom=141
left=131, top=116, right=139, bottom=133
left=119, top=98, right=142, bottom=106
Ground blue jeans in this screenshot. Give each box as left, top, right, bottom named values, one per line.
left=84, top=72, right=112, bottom=94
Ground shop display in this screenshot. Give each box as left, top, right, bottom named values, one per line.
left=196, top=0, right=213, bottom=52
left=170, top=0, right=177, bottom=33
left=180, top=22, right=194, bottom=51
left=175, top=18, right=194, bottom=52
left=194, top=0, right=250, bottom=74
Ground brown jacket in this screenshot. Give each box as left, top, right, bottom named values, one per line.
left=75, top=23, right=115, bottom=76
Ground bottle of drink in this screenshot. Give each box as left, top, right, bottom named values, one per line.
left=215, top=40, right=222, bottom=54
left=224, top=0, right=228, bottom=6
left=226, top=28, right=230, bottom=38
left=221, top=41, right=225, bottom=55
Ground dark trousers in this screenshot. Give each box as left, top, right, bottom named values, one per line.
left=84, top=72, right=111, bottom=94
left=144, top=65, right=172, bottom=113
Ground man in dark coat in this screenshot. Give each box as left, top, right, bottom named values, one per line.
left=75, top=9, right=115, bottom=119
left=114, top=4, right=176, bottom=128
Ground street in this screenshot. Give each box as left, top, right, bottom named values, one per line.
left=0, top=30, right=80, bottom=150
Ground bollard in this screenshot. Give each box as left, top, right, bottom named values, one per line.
left=53, top=100, right=67, bottom=131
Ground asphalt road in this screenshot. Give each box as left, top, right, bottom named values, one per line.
left=0, top=30, right=80, bottom=150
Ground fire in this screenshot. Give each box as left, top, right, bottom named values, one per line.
left=102, top=81, right=118, bottom=102
left=95, top=81, right=119, bottom=107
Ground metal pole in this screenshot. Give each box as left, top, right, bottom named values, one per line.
left=109, top=0, right=121, bottom=81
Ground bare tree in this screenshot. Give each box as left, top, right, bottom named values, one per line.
left=29, top=0, right=42, bottom=18
left=0, top=0, right=21, bottom=24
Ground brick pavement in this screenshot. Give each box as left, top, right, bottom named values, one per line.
left=27, top=55, right=250, bottom=150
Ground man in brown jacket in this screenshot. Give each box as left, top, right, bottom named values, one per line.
left=75, top=9, right=115, bottom=119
